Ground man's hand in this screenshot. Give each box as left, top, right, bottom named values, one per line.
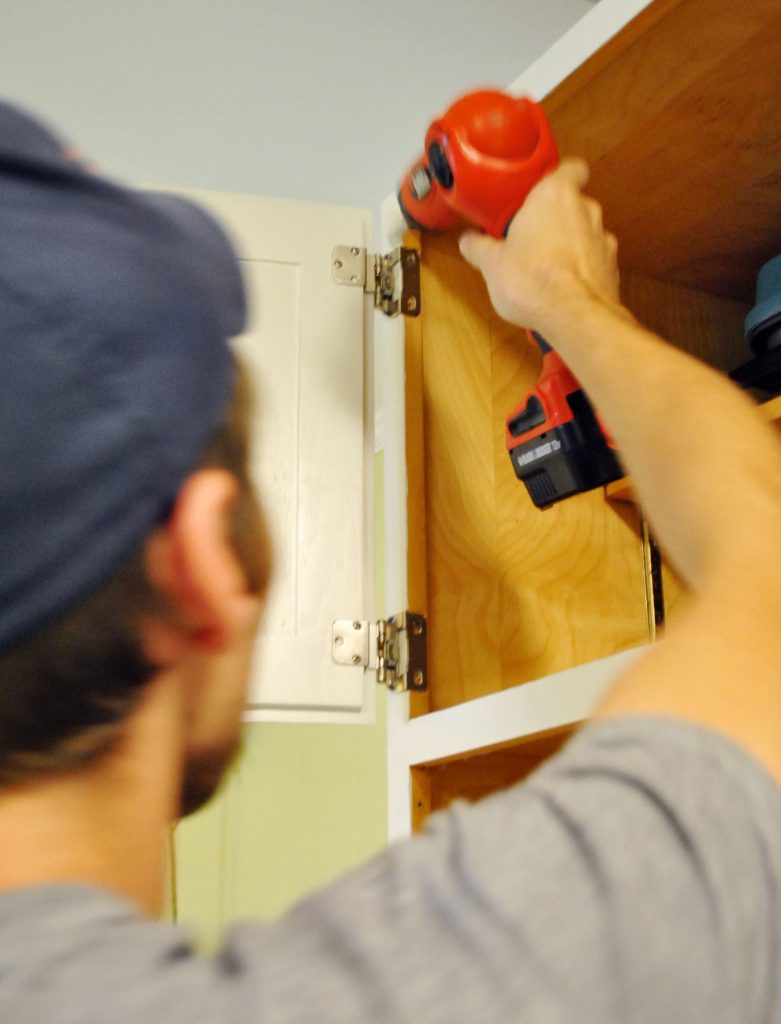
left=458, top=160, right=622, bottom=337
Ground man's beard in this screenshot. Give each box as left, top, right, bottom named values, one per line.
left=178, top=733, right=245, bottom=817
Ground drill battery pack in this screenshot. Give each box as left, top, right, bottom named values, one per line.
left=505, top=343, right=623, bottom=508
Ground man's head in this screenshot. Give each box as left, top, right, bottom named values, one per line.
left=0, top=103, right=269, bottom=811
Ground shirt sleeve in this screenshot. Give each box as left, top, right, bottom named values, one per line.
left=223, top=716, right=781, bottom=1024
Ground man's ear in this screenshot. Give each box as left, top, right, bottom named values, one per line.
left=145, top=469, right=255, bottom=654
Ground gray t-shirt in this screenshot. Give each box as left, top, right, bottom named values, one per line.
left=2, top=716, right=781, bottom=1023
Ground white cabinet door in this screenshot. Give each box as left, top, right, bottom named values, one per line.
left=169, top=189, right=375, bottom=723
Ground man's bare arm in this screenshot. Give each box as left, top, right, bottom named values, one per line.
left=460, top=160, right=781, bottom=783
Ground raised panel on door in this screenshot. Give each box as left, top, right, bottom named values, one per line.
left=162, top=189, right=374, bottom=722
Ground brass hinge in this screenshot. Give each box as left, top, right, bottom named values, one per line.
left=331, top=612, right=427, bottom=692
left=332, top=246, right=420, bottom=318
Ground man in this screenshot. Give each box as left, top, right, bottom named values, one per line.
left=2, top=101, right=781, bottom=1022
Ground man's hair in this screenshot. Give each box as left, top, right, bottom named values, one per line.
left=0, top=363, right=267, bottom=786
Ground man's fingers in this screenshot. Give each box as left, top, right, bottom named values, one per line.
left=585, top=197, right=603, bottom=230
left=459, top=158, right=592, bottom=277
left=557, top=158, right=590, bottom=190
left=458, top=230, right=500, bottom=271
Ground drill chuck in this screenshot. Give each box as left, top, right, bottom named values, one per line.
left=399, top=90, right=557, bottom=237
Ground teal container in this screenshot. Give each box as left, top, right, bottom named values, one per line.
left=746, top=254, right=781, bottom=353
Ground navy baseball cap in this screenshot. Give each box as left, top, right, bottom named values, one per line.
left=0, top=102, right=248, bottom=651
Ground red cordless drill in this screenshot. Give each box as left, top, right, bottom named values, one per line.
left=399, top=88, right=622, bottom=508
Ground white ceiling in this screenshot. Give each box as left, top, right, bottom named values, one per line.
left=0, top=0, right=595, bottom=212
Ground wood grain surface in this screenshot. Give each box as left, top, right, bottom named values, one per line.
left=403, top=0, right=779, bottom=714
left=407, top=233, right=651, bottom=714
left=542, top=0, right=781, bottom=303
left=411, top=725, right=576, bottom=830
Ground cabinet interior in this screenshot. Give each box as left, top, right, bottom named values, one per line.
left=405, top=0, right=781, bottom=823
left=543, top=0, right=781, bottom=306
left=411, top=725, right=576, bottom=832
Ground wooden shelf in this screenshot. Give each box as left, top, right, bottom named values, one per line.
left=605, top=476, right=638, bottom=505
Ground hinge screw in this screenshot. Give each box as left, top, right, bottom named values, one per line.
left=334, top=258, right=343, bottom=269
left=352, top=621, right=362, bottom=630
left=352, top=654, right=362, bottom=665
left=350, top=247, right=360, bottom=256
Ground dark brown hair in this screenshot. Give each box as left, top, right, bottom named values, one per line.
left=0, top=362, right=268, bottom=785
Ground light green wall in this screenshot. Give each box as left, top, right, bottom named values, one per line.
left=172, top=452, right=388, bottom=949
left=172, top=698, right=387, bottom=948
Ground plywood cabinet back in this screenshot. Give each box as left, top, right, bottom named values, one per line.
left=406, top=234, right=650, bottom=715
left=411, top=725, right=576, bottom=832
left=543, top=0, right=781, bottom=302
